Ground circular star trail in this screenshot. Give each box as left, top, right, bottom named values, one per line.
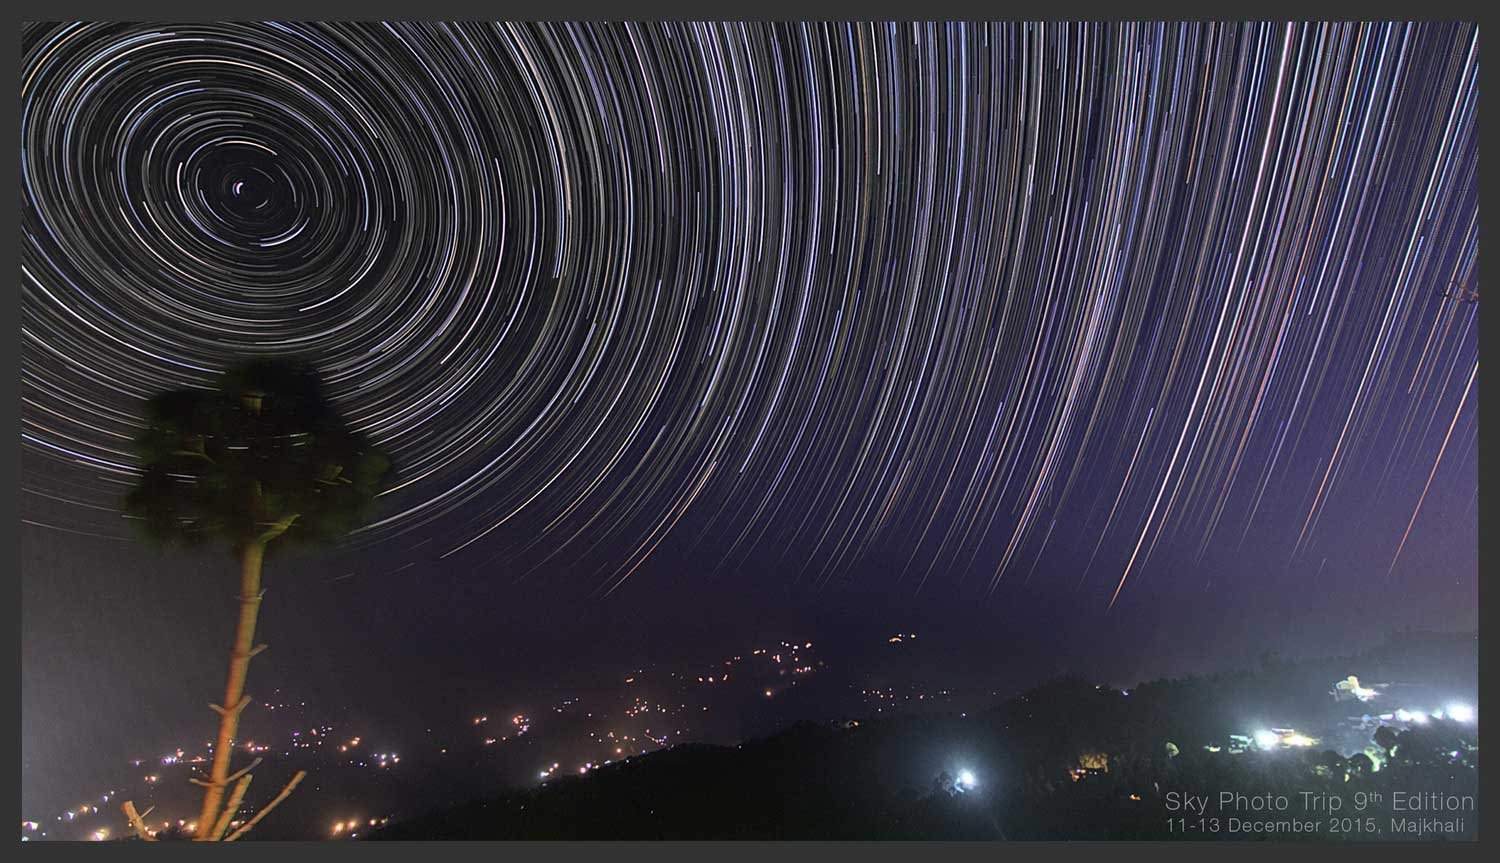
left=21, top=23, right=1479, bottom=607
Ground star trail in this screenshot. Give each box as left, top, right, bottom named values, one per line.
left=21, top=22, right=1478, bottom=611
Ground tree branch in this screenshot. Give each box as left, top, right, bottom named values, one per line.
left=226, top=756, right=263, bottom=784
left=256, top=513, right=300, bottom=544
left=121, top=801, right=157, bottom=841
left=208, top=773, right=253, bottom=840
left=223, top=770, right=306, bottom=841
left=209, top=694, right=253, bottom=717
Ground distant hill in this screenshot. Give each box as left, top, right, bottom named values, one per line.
left=375, top=631, right=1478, bottom=840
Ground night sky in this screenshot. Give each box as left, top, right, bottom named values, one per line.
left=21, top=22, right=1478, bottom=814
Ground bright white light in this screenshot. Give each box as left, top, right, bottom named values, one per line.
left=1254, top=730, right=1280, bottom=749
left=1395, top=709, right=1414, bottom=722
left=1446, top=704, right=1474, bottom=723
left=957, top=769, right=976, bottom=789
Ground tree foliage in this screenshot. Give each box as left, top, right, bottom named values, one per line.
left=123, top=359, right=391, bottom=554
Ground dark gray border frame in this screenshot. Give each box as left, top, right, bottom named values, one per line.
left=8, top=4, right=1492, bottom=859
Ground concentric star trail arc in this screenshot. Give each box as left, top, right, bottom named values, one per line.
left=21, top=22, right=1478, bottom=608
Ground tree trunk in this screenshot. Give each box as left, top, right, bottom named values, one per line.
left=194, top=541, right=267, bottom=838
